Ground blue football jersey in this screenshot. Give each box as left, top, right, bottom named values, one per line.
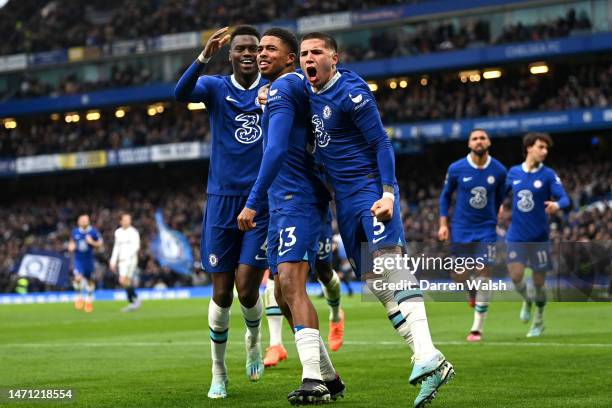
left=247, top=72, right=329, bottom=211
left=439, top=155, right=507, bottom=241
left=71, top=226, right=100, bottom=264
left=306, top=68, right=397, bottom=199
left=178, top=70, right=268, bottom=196
left=506, top=163, right=569, bottom=242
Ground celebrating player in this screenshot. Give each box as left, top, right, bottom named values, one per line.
left=175, top=25, right=269, bottom=399
left=299, top=32, right=454, bottom=408
left=109, top=213, right=141, bottom=312
left=237, top=27, right=344, bottom=404
left=262, top=208, right=344, bottom=369
left=504, top=132, right=569, bottom=337
left=68, top=214, right=103, bottom=313
left=438, top=129, right=507, bottom=341
left=314, top=207, right=345, bottom=352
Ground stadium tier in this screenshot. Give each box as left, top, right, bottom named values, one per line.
left=1, top=135, right=610, bottom=292
left=1, top=2, right=611, bottom=407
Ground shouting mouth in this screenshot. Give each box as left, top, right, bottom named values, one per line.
left=306, top=66, right=317, bottom=82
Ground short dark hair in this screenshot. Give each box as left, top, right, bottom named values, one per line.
left=301, top=31, right=338, bottom=53
left=231, top=25, right=260, bottom=44
left=262, top=27, right=298, bottom=55
left=523, top=132, right=553, bottom=155
left=469, top=128, right=489, bottom=138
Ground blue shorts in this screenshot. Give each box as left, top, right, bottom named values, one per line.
left=451, top=229, right=498, bottom=265
left=316, top=206, right=334, bottom=267
left=506, top=241, right=552, bottom=273
left=74, top=260, right=94, bottom=279
left=335, top=183, right=404, bottom=277
left=201, top=194, right=269, bottom=272
left=268, top=203, right=325, bottom=275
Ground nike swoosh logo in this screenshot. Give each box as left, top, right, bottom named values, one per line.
left=463, top=177, right=472, bottom=182
left=278, top=248, right=292, bottom=256
left=255, top=255, right=267, bottom=260
left=349, top=93, right=363, bottom=103
left=225, top=95, right=239, bottom=103
left=269, top=89, right=278, bottom=96
left=372, top=235, right=387, bottom=244
left=513, top=180, right=521, bottom=185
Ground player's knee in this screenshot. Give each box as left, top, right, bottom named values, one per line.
left=213, top=292, right=233, bottom=308
left=213, top=287, right=233, bottom=307
left=236, top=288, right=258, bottom=308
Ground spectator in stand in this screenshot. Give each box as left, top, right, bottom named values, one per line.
left=3, top=61, right=610, bottom=157
left=1, top=151, right=609, bottom=292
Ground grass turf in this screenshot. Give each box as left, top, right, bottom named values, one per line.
left=1, top=297, right=611, bottom=407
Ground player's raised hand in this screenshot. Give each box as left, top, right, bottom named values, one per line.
left=370, top=197, right=393, bottom=222
left=257, top=84, right=270, bottom=106
left=199, top=27, right=231, bottom=62
left=544, top=201, right=559, bottom=214
left=438, top=225, right=449, bottom=241
left=237, top=207, right=257, bottom=231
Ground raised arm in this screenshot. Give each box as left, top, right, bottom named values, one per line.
left=174, top=27, right=230, bottom=102
left=350, top=91, right=396, bottom=191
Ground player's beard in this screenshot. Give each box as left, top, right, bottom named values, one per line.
left=472, top=147, right=488, bottom=157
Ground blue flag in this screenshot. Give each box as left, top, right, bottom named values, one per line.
left=151, top=209, right=193, bottom=275
left=17, top=250, right=71, bottom=288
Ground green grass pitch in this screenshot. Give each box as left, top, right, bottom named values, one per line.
left=1, top=297, right=611, bottom=407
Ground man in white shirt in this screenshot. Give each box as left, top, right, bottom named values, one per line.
left=110, top=213, right=141, bottom=311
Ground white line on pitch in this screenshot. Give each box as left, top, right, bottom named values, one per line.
left=1, top=340, right=610, bottom=348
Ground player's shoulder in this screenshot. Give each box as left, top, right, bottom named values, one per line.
left=273, top=72, right=306, bottom=92
left=506, top=164, right=522, bottom=179
left=70, top=227, right=79, bottom=235
left=336, top=69, right=374, bottom=112
left=508, top=164, right=522, bottom=173
left=541, top=165, right=561, bottom=180
left=449, top=157, right=468, bottom=171
left=338, top=68, right=368, bottom=88
left=199, top=74, right=226, bottom=87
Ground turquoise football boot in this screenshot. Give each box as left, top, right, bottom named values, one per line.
left=414, top=360, right=455, bottom=408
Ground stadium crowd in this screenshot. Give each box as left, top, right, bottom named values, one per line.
left=1, top=5, right=595, bottom=100
left=377, top=61, right=611, bottom=123
left=0, top=106, right=210, bottom=157
left=341, top=8, right=592, bottom=62
left=1, top=146, right=610, bottom=293
left=2, top=61, right=610, bottom=157
left=0, top=170, right=205, bottom=292
left=7, top=64, right=155, bottom=100
left=0, top=0, right=401, bottom=56
left=0, top=1, right=593, bottom=57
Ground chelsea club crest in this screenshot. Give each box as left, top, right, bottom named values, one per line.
left=323, top=105, right=332, bottom=119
